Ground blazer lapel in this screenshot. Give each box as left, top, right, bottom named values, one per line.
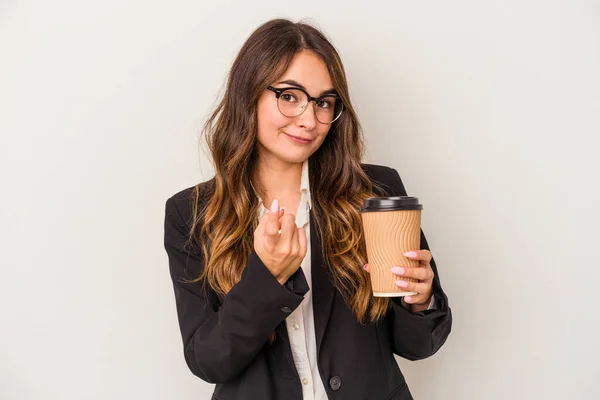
left=310, top=209, right=335, bottom=354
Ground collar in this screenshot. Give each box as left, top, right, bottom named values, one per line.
left=300, top=158, right=312, bottom=210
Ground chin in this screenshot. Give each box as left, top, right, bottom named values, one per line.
left=276, top=152, right=311, bottom=164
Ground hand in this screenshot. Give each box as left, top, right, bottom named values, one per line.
left=254, top=199, right=307, bottom=285
left=363, top=250, right=435, bottom=312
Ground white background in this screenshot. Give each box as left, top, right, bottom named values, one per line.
left=1, top=1, right=599, bottom=399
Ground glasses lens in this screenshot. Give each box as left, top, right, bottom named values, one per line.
left=277, top=89, right=308, bottom=117
left=314, top=96, right=342, bottom=124
left=276, top=88, right=344, bottom=123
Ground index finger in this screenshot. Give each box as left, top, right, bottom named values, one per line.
left=257, top=205, right=285, bottom=233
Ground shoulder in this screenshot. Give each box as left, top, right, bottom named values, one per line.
left=164, top=178, right=215, bottom=227
left=361, top=163, right=396, bottom=181
left=361, top=163, right=408, bottom=197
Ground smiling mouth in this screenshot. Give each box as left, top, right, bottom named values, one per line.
left=284, top=133, right=314, bottom=142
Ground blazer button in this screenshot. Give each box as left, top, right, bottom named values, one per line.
left=281, top=306, right=292, bottom=313
left=329, top=376, right=342, bottom=391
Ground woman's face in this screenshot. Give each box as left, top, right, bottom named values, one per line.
left=256, top=50, right=334, bottom=165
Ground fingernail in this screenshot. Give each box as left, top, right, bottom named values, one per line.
left=270, top=199, right=279, bottom=213
left=363, top=264, right=369, bottom=270
left=404, top=251, right=418, bottom=258
left=405, top=296, right=413, bottom=303
left=391, top=267, right=405, bottom=275
left=395, top=280, right=408, bottom=288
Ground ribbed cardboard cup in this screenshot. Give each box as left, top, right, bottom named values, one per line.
left=361, top=196, right=422, bottom=297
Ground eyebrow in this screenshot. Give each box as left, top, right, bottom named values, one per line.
left=276, top=79, right=338, bottom=96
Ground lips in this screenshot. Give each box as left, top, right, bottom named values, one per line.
left=284, top=133, right=314, bottom=142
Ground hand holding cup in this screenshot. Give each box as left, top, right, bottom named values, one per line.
left=363, top=249, right=434, bottom=307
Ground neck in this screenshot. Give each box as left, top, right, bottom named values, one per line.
left=253, top=154, right=303, bottom=208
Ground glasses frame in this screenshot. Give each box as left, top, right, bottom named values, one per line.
left=266, top=85, right=344, bottom=124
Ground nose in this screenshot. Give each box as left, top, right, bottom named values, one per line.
left=295, top=100, right=318, bottom=130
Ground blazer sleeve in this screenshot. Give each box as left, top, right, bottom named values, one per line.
left=380, top=167, right=453, bottom=361
left=163, top=195, right=309, bottom=383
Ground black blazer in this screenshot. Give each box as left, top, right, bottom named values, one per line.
left=163, top=164, right=452, bottom=400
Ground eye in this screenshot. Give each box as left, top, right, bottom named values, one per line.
left=280, top=92, right=299, bottom=103
left=316, top=100, right=331, bottom=109
left=316, top=97, right=336, bottom=109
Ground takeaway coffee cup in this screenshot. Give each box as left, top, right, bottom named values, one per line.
left=361, top=196, right=423, bottom=297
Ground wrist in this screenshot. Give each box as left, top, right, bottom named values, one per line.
left=409, top=293, right=433, bottom=313
left=275, top=273, right=289, bottom=285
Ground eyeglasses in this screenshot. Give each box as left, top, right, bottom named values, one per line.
left=267, top=86, right=344, bottom=124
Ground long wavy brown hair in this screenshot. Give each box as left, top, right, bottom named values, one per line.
left=187, top=19, right=392, bottom=330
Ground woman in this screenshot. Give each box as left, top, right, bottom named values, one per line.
left=164, top=18, right=452, bottom=400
